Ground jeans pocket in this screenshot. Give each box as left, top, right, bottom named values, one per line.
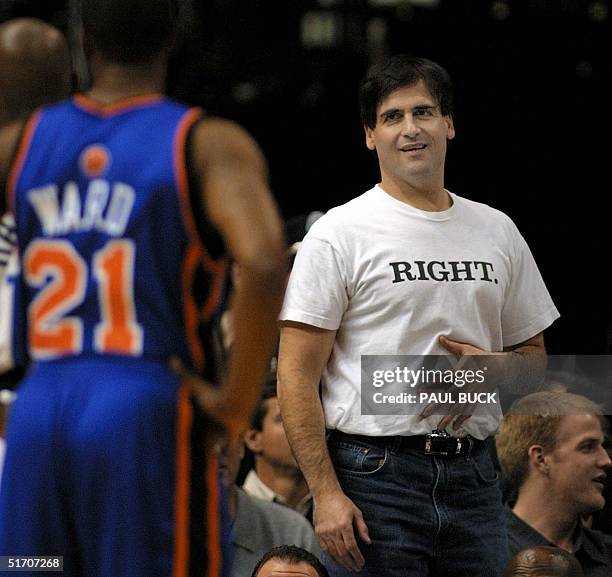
left=468, top=451, right=499, bottom=485
left=331, top=441, right=388, bottom=476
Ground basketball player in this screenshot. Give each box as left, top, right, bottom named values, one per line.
left=0, top=3, right=286, bottom=577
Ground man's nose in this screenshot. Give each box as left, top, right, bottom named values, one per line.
left=598, top=445, right=612, bottom=468
left=401, top=114, right=421, bottom=138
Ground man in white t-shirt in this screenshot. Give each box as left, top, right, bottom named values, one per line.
left=277, top=55, right=559, bottom=577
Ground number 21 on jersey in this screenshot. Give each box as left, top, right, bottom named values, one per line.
left=24, top=238, right=143, bottom=359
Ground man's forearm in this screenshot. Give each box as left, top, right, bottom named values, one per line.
left=441, top=333, right=548, bottom=395
left=499, top=339, right=548, bottom=394
left=277, top=372, right=341, bottom=499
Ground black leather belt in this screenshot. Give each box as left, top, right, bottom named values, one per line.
left=330, top=429, right=484, bottom=457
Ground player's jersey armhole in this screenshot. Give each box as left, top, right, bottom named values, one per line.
left=184, top=117, right=225, bottom=260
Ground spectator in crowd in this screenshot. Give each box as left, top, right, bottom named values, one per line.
left=217, top=435, right=320, bottom=577
left=251, top=545, right=329, bottom=577
left=0, top=17, right=71, bottom=127
left=540, top=369, right=612, bottom=536
left=0, top=16, right=71, bottom=295
left=243, top=377, right=313, bottom=518
left=496, top=391, right=612, bottom=577
left=0, top=16, right=72, bottom=488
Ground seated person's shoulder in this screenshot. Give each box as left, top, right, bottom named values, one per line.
left=505, top=508, right=550, bottom=556
left=235, top=488, right=318, bottom=551
left=583, top=525, right=612, bottom=559
left=238, top=488, right=312, bottom=529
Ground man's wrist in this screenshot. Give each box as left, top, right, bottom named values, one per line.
left=311, top=477, right=344, bottom=501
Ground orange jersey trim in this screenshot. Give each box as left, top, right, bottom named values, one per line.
left=173, top=383, right=192, bottom=577
left=201, top=253, right=227, bottom=321
left=174, top=107, right=228, bottom=372
left=173, top=107, right=203, bottom=246
left=182, top=245, right=206, bottom=371
left=206, top=451, right=222, bottom=577
left=7, top=110, right=42, bottom=214
left=73, top=93, right=164, bottom=117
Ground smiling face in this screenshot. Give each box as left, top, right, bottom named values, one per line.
left=545, top=414, right=611, bottom=517
left=364, top=79, right=455, bottom=199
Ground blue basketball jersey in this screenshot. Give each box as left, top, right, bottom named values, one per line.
left=8, top=95, right=226, bottom=376
left=1, top=95, right=232, bottom=577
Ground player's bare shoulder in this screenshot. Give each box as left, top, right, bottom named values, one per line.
left=191, top=116, right=267, bottom=181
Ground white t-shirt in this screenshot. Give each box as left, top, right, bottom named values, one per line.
left=280, top=185, right=560, bottom=438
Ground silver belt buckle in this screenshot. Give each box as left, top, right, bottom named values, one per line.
left=424, top=430, right=462, bottom=456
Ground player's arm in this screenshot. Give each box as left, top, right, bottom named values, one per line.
left=278, top=321, right=370, bottom=572
left=191, top=117, right=287, bottom=438
left=0, top=120, right=24, bottom=215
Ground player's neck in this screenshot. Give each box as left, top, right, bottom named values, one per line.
left=87, top=56, right=166, bottom=104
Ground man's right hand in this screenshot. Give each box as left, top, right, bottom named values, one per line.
left=314, top=488, right=371, bottom=572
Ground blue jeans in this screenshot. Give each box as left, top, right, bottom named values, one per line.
left=324, top=433, right=508, bottom=577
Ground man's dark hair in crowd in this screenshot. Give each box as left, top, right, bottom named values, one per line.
left=250, top=377, right=279, bottom=431
left=251, top=545, right=329, bottom=577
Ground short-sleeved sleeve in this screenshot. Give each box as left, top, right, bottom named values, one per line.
left=279, top=236, right=348, bottom=330
left=501, top=228, right=559, bottom=347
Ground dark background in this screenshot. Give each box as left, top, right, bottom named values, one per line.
left=2, top=0, right=611, bottom=355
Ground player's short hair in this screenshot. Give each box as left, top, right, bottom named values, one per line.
left=251, top=545, right=329, bottom=577
left=496, top=391, right=605, bottom=491
left=81, top=0, right=178, bottom=64
left=359, top=55, right=454, bottom=129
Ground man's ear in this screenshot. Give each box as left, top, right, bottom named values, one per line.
left=364, top=125, right=376, bottom=151
left=446, top=115, right=455, bottom=141
left=527, top=444, right=549, bottom=475
left=244, top=428, right=262, bottom=454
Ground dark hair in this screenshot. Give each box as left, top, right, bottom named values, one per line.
left=359, top=55, right=454, bottom=129
left=251, top=545, right=329, bottom=577
left=249, top=375, right=278, bottom=431
left=81, top=0, right=178, bottom=64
